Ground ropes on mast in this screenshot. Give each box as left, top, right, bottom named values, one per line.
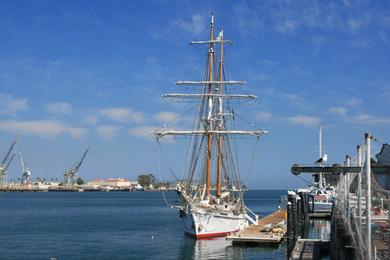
left=155, top=137, right=179, bottom=181
left=151, top=15, right=268, bottom=208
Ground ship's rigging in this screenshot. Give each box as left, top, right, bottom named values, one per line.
left=153, top=15, right=267, bottom=200
left=152, top=13, right=267, bottom=238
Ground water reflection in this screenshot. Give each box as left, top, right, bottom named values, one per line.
left=287, top=219, right=331, bottom=257
left=308, top=219, right=331, bottom=240
left=178, top=236, right=285, bottom=259
left=179, top=236, right=242, bottom=259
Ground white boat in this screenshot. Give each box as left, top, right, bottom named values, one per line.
left=153, top=14, right=266, bottom=239
left=308, top=186, right=335, bottom=213
left=176, top=182, right=249, bottom=238
left=311, top=126, right=335, bottom=213
left=295, top=127, right=336, bottom=214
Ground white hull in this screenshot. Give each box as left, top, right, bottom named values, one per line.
left=181, top=208, right=247, bottom=238
left=309, top=193, right=334, bottom=213
left=177, top=187, right=250, bottom=239
left=312, top=201, right=333, bottom=212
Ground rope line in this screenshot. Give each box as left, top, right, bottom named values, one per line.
left=155, top=137, right=179, bottom=181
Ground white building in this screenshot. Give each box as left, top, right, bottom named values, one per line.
left=87, top=178, right=137, bottom=189
left=33, top=181, right=60, bottom=189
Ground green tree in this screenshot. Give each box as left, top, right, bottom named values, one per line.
left=76, top=177, right=84, bottom=185
left=137, top=174, right=156, bottom=188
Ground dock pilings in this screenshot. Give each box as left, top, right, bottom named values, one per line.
left=287, top=190, right=311, bottom=258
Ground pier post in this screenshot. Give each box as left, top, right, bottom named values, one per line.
left=365, top=133, right=372, bottom=260
left=297, top=195, right=302, bottom=225
left=302, top=192, right=309, bottom=222
left=346, top=155, right=351, bottom=224
left=357, top=145, right=362, bottom=230
left=286, top=199, right=296, bottom=259
left=294, top=196, right=299, bottom=234
left=287, top=201, right=293, bottom=237
left=287, top=192, right=297, bottom=235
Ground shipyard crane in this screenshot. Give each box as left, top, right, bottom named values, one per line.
left=0, top=136, right=19, bottom=185
left=63, top=146, right=90, bottom=187
left=19, top=151, right=32, bottom=186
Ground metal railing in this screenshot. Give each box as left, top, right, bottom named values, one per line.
left=245, top=205, right=259, bottom=225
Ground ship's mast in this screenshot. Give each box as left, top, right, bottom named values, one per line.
left=216, top=30, right=224, bottom=198
left=152, top=14, right=268, bottom=198
left=205, top=14, right=215, bottom=198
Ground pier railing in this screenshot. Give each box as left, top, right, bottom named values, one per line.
left=290, top=133, right=390, bottom=260
left=244, top=205, right=259, bottom=225
left=332, top=135, right=390, bottom=260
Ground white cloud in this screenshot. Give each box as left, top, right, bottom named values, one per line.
left=0, top=93, right=28, bottom=116
left=0, top=120, right=86, bottom=138
left=81, top=115, right=98, bottom=125
left=283, top=66, right=310, bottom=77
left=346, top=15, right=371, bottom=34
left=97, top=125, right=121, bottom=139
left=128, top=126, right=156, bottom=139
left=277, top=19, right=299, bottom=34
left=99, top=107, right=145, bottom=124
left=287, top=115, right=321, bottom=126
left=46, top=102, right=73, bottom=115
left=258, top=59, right=276, bottom=67
left=284, top=93, right=305, bottom=102
left=232, top=1, right=376, bottom=36
left=329, top=107, right=348, bottom=116
left=256, top=111, right=272, bottom=122
left=379, top=14, right=390, bottom=28
left=233, top=4, right=264, bottom=36
left=350, top=38, right=374, bottom=48
left=348, top=114, right=390, bottom=125
left=174, top=14, right=205, bottom=35
left=347, top=98, right=362, bottom=107
left=383, top=89, right=390, bottom=103
left=311, top=35, right=326, bottom=48
left=154, top=111, right=180, bottom=123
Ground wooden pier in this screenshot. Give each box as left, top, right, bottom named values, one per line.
left=290, top=239, right=330, bottom=260
left=226, top=209, right=287, bottom=245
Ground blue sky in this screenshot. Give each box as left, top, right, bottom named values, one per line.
left=0, top=0, right=390, bottom=189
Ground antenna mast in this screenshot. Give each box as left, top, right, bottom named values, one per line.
left=319, top=125, right=323, bottom=188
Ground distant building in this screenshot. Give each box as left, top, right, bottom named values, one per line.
left=87, top=178, right=137, bottom=189
left=88, top=179, right=104, bottom=188
left=33, top=181, right=60, bottom=189
left=103, top=178, right=131, bottom=187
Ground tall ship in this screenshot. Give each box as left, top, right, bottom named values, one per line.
left=153, top=14, right=267, bottom=238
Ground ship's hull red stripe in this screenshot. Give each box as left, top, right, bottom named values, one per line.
left=185, top=230, right=237, bottom=239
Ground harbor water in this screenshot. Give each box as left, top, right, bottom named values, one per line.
left=0, top=190, right=288, bottom=259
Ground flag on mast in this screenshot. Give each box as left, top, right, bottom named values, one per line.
left=216, top=30, right=223, bottom=42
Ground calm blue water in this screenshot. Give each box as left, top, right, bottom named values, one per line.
left=0, top=190, right=287, bottom=259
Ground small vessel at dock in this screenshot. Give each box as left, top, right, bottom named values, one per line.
left=298, top=126, right=335, bottom=215
left=153, top=14, right=266, bottom=238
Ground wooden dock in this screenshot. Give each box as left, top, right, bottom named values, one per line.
left=290, top=239, right=330, bottom=260
left=226, top=209, right=287, bottom=245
